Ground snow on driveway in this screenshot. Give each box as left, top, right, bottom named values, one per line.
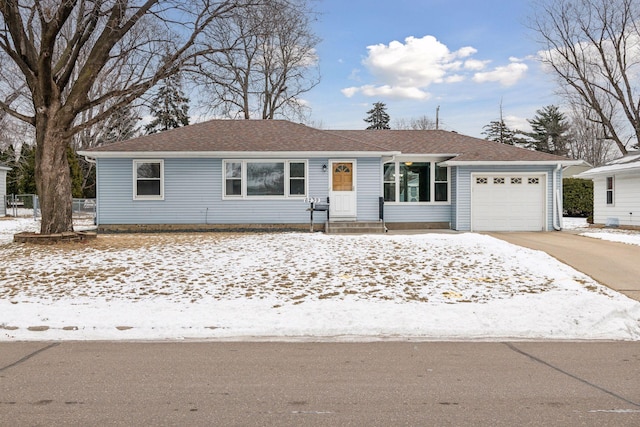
left=1, top=216, right=639, bottom=341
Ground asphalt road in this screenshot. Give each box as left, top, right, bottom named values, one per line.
left=1, top=341, right=639, bottom=426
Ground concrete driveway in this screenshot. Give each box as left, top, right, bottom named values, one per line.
left=488, top=231, right=640, bottom=302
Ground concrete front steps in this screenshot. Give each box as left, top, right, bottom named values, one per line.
left=325, top=221, right=386, bottom=234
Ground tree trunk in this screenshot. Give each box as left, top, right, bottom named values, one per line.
left=34, top=118, right=74, bottom=235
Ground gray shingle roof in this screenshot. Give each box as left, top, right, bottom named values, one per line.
left=82, top=119, right=573, bottom=163
left=329, top=129, right=568, bottom=162
left=86, top=120, right=390, bottom=153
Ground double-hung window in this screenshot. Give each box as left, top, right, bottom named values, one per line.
left=383, top=160, right=449, bottom=203
left=606, top=176, right=614, bottom=205
left=434, top=164, right=448, bottom=202
left=133, top=160, right=163, bottom=200
left=224, top=160, right=307, bottom=198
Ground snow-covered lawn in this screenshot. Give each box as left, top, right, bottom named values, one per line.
left=1, top=216, right=639, bottom=341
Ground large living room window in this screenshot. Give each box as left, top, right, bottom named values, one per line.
left=133, top=160, right=163, bottom=200
left=224, top=160, right=307, bottom=198
left=383, top=161, right=448, bottom=203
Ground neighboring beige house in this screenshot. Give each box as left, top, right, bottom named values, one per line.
left=0, top=163, right=10, bottom=217
left=577, top=151, right=640, bottom=228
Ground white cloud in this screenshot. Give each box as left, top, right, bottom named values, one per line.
left=348, top=68, right=361, bottom=81
left=464, top=59, right=489, bottom=71
left=363, top=35, right=475, bottom=88
left=504, top=114, right=529, bottom=132
left=473, top=61, right=528, bottom=86
left=341, top=87, right=359, bottom=98
left=445, top=75, right=466, bottom=83
left=342, top=35, right=527, bottom=100
left=342, top=84, right=430, bottom=100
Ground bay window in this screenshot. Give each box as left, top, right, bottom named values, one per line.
left=383, top=160, right=449, bottom=203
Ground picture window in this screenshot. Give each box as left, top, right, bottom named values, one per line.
left=224, top=160, right=306, bottom=198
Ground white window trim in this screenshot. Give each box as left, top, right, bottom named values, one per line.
left=133, top=159, right=164, bottom=201
left=606, top=176, right=615, bottom=206
left=222, top=159, right=308, bottom=200
left=382, top=160, right=451, bottom=205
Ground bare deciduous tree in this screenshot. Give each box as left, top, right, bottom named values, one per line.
left=530, top=0, right=640, bottom=155
left=0, top=0, right=241, bottom=234
left=394, top=115, right=438, bottom=130
left=566, top=102, right=617, bottom=166
left=196, top=0, right=320, bottom=120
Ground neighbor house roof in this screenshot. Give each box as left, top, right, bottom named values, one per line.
left=79, top=119, right=580, bottom=165
left=0, top=162, right=11, bottom=171
left=577, top=151, right=640, bottom=178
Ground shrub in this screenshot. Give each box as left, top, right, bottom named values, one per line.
left=563, top=178, right=593, bottom=217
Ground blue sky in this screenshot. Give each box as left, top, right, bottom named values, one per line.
left=304, top=0, right=560, bottom=137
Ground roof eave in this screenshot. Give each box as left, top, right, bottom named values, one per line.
left=576, top=164, right=640, bottom=179
left=78, top=150, right=401, bottom=159
left=439, top=159, right=584, bottom=167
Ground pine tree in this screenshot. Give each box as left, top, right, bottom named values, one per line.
left=481, top=120, right=523, bottom=145
left=0, top=145, right=19, bottom=194
left=17, top=145, right=36, bottom=195
left=145, top=75, right=190, bottom=135
left=101, top=106, right=140, bottom=145
left=364, top=102, right=391, bottom=130
left=67, top=146, right=84, bottom=198
left=523, top=105, right=570, bottom=156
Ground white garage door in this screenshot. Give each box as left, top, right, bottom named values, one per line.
left=472, top=174, right=546, bottom=231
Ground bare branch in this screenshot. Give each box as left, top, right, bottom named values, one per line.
left=530, top=0, right=640, bottom=154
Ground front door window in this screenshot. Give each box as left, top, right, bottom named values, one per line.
left=332, top=163, right=353, bottom=191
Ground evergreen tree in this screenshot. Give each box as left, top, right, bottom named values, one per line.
left=481, top=120, right=523, bottom=145
left=364, top=102, right=391, bottom=130
left=523, top=105, right=571, bottom=156
left=67, top=147, right=84, bottom=198
left=0, top=145, right=19, bottom=194
left=145, top=75, right=190, bottom=135
left=17, top=145, right=36, bottom=195
left=101, top=106, right=140, bottom=145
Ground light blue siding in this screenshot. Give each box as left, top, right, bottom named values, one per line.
left=96, top=157, right=560, bottom=230
left=383, top=204, right=452, bottom=224
left=356, top=158, right=382, bottom=221
left=450, top=167, right=458, bottom=229
left=97, top=158, right=331, bottom=225
left=454, top=165, right=559, bottom=231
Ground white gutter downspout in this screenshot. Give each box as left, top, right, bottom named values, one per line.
left=553, top=164, right=562, bottom=231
